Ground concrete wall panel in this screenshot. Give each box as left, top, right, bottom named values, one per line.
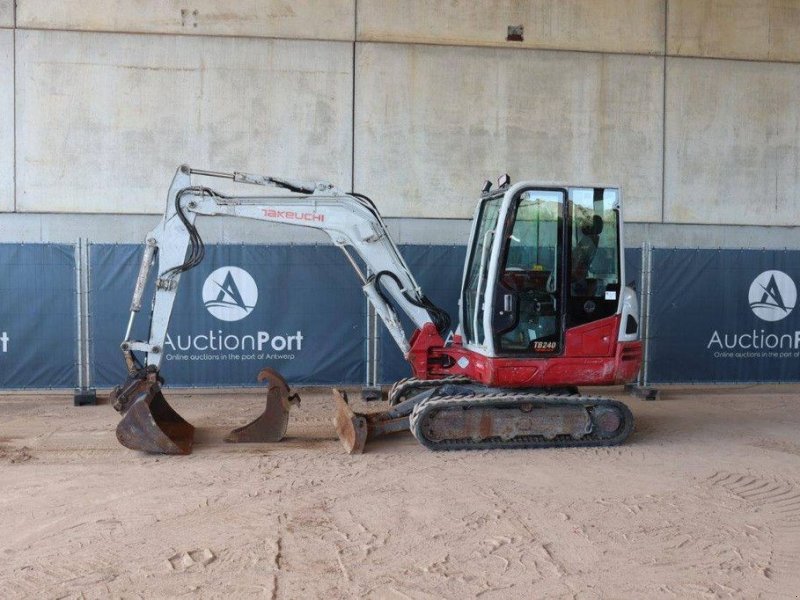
left=16, top=0, right=354, bottom=41
left=668, top=0, right=800, bottom=62
left=0, top=30, right=12, bottom=211
left=0, top=1, right=12, bottom=28
left=354, top=43, right=663, bottom=221
left=16, top=30, right=353, bottom=213
left=664, top=58, right=800, bottom=225
left=358, top=0, right=665, bottom=55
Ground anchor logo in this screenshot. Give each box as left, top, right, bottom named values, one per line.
left=202, top=267, right=258, bottom=322
left=748, top=270, right=796, bottom=322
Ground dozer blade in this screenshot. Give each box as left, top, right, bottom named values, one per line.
left=224, top=367, right=300, bottom=443
left=114, top=380, right=194, bottom=455
left=333, top=389, right=368, bottom=454
left=332, top=388, right=415, bottom=454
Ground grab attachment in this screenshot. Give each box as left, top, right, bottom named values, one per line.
left=225, top=368, right=300, bottom=443
left=111, top=371, right=194, bottom=455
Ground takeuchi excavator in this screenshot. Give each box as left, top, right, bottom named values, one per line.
left=110, top=165, right=642, bottom=455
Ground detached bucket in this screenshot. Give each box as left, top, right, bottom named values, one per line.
left=114, top=381, right=194, bottom=455
left=224, top=368, right=300, bottom=443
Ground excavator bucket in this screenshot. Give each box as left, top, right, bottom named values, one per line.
left=112, top=367, right=299, bottom=454
left=224, top=368, right=300, bottom=443
left=113, top=378, right=195, bottom=455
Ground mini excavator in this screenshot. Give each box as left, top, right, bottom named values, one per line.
left=110, top=165, right=642, bottom=454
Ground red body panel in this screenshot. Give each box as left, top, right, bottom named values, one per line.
left=407, top=315, right=642, bottom=388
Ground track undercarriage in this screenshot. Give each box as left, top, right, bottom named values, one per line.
left=335, top=381, right=634, bottom=454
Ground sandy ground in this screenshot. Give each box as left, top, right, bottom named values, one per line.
left=1, top=385, right=799, bottom=599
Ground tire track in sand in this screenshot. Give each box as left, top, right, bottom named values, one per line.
left=705, top=471, right=800, bottom=591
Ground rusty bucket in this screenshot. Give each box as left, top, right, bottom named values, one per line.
left=225, top=368, right=300, bottom=443
left=112, top=367, right=299, bottom=455
left=113, top=378, right=194, bottom=455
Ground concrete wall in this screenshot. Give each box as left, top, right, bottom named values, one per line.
left=668, top=0, right=800, bottom=62
left=355, top=43, right=663, bottom=221
left=16, top=0, right=354, bottom=40
left=2, top=0, right=800, bottom=246
left=665, top=58, right=800, bottom=226
left=15, top=30, right=352, bottom=213
left=357, top=0, right=665, bottom=55
left=0, top=2, right=12, bottom=28
left=0, top=29, right=12, bottom=212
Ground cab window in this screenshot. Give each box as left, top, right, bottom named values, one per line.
left=567, top=188, right=620, bottom=326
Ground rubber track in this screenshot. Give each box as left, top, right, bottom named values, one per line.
left=387, top=376, right=472, bottom=406
left=409, top=392, right=634, bottom=451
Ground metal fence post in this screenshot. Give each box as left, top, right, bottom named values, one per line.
left=361, top=267, right=381, bottom=400
left=640, top=241, right=653, bottom=388
left=73, top=238, right=96, bottom=406
left=626, top=241, right=659, bottom=400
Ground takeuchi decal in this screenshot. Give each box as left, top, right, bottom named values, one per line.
left=263, top=209, right=325, bottom=223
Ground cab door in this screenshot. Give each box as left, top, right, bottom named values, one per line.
left=461, top=195, right=504, bottom=348
left=492, top=188, right=566, bottom=356
left=462, top=187, right=567, bottom=356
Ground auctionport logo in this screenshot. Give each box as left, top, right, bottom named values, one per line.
left=202, top=267, right=258, bottom=322
left=748, top=270, right=796, bottom=322
left=708, top=269, right=800, bottom=357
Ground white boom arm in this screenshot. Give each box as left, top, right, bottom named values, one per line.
left=121, top=165, right=442, bottom=372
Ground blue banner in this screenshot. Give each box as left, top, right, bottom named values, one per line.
left=625, top=247, right=642, bottom=295
left=0, top=244, right=77, bottom=388
left=647, top=249, right=800, bottom=383
left=90, top=244, right=365, bottom=387
left=4, top=242, right=797, bottom=389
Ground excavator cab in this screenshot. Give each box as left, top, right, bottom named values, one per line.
left=462, top=184, right=629, bottom=362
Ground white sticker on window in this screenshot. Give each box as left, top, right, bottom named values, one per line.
left=605, top=291, right=617, bottom=301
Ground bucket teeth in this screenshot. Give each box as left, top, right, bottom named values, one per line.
left=224, top=367, right=300, bottom=443
left=115, top=380, right=194, bottom=455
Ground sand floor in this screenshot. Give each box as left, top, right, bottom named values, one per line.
left=1, top=385, right=799, bottom=599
